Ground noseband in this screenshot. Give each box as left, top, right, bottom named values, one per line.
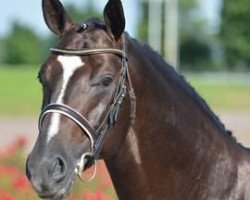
left=39, top=42, right=136, bottom=177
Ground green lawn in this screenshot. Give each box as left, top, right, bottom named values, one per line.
left=185, top=73, right=250, bottom=112
left=0, top=66, right=249, bottom=116
left=0, top=66, right=42, bottom=116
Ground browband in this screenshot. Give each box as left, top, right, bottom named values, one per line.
left=50, top=48, right=126, bottom=58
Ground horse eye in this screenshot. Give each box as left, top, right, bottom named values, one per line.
left=101, top=75, right=114, bottom=87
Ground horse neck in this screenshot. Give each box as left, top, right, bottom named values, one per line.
left=105, top=37, right=246, bottom=199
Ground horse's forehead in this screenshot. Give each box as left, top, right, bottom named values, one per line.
left=41, top=25, right=114, bottom=78
left=57, top=56, right=84, bottom=72
left=55, top=55, right=85, bottom=83
left=59, top=27, right=112, bottom=49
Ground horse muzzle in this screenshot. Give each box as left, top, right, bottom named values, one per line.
left=26, top=154, right=75, bottom=200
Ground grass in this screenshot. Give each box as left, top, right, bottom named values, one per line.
left=185, top=72, right=250, bottom=112
left=0, top=66, right=42, bottom=116
left=0, top=66, right=249, bottom=116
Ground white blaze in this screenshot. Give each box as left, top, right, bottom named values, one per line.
left=47, top=55, right=84, bottom=142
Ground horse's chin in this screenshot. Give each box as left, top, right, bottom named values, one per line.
left=39, top=191, right=68, bottom=200
left=37, top=172, right=77, bottom=200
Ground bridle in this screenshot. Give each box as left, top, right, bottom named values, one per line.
left=38, top=36, right=136, bottom=179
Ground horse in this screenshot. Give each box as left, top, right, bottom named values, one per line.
left=26, top=0, right=250, bottom=199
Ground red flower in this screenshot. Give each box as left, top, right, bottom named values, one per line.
left=0, top=189, right=15, bottom=200
left=83, top=189, right=96, bottom=200
left=83, top=189, right=111, bottom=200
left=12, top=174, right=30, bottom=190
left=1, top=136, right=27, bottom=157
left=0, top=166, right=19, bottom=176
left=15, top=136, right=27, bottom=148
left=95, top=190, right=111, bottom=200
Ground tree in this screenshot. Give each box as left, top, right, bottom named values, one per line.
left=0, top=39, right=4, bottom=64
left=4, top=22, right=42, bottom=65
left=2, top=1, right=102, bottom=66
left=66, top=1, right=102, bottom=23
left=220, top=0, right=250, bottom=69
left=179, top=0, right=213, bottom=71
left=137, top=0, right=212, bottom=71
left=137, top=1, right=149, bottom=43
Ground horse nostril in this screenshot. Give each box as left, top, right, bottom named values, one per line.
left=52, top=157, right=67, bottom=183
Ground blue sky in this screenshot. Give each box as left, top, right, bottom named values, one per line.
left=0, top=0, right=140, bottom=37
left=198, top=0, right=222, bottom=32
left=0, top=0, right=220, bottom=38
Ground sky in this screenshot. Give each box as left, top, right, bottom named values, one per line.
left=198, top=0, right=222, bottom=32
left=0, top=0, right=139, bottom=37
left=0, top=0, right=221, bottom=38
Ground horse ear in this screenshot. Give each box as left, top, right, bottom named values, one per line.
left=42, top=0, right=74, bottom=36
left=104, top=0, right=125, bottom=40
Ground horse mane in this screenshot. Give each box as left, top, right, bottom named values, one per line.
left=87, top=19, right=242, bottom=147
left=128, top=36, right=240, bottom=144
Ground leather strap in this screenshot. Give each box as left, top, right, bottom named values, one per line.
left=39, top=104, right=96, bottom=148
left=50, top=48, right=126, bottom=58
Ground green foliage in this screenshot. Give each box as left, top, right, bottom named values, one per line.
left=66, top=1, right=102, bottom=23
left=2, top=1, right=102, bottom=67
left=137, top=0, right=212, bottom=71
left=220, top=0, right=250, bottom=69
left=178, top=0, right=213, bottom=71
left=178, top=0, right=198, bottom=30
left=3, top=23, right=42, bottom=65
left=180, top=37, right=211, bottom=71
left=0, top=39, right=4, bottom=63
left=137, top=1, right=149, bottom=43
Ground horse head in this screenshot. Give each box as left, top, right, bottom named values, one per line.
left=26, top=0, right=135, bottom=199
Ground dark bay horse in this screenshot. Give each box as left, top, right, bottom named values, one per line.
left=26, top=0, right=250, bottom=199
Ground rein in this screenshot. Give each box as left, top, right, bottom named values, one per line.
left=39, top=42, right=136, bottom=179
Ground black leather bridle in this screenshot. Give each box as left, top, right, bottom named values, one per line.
left=38, top=41, right=136, bottom=169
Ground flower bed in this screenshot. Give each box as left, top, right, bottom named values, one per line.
left=0, top=137, right=116, bottom=200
